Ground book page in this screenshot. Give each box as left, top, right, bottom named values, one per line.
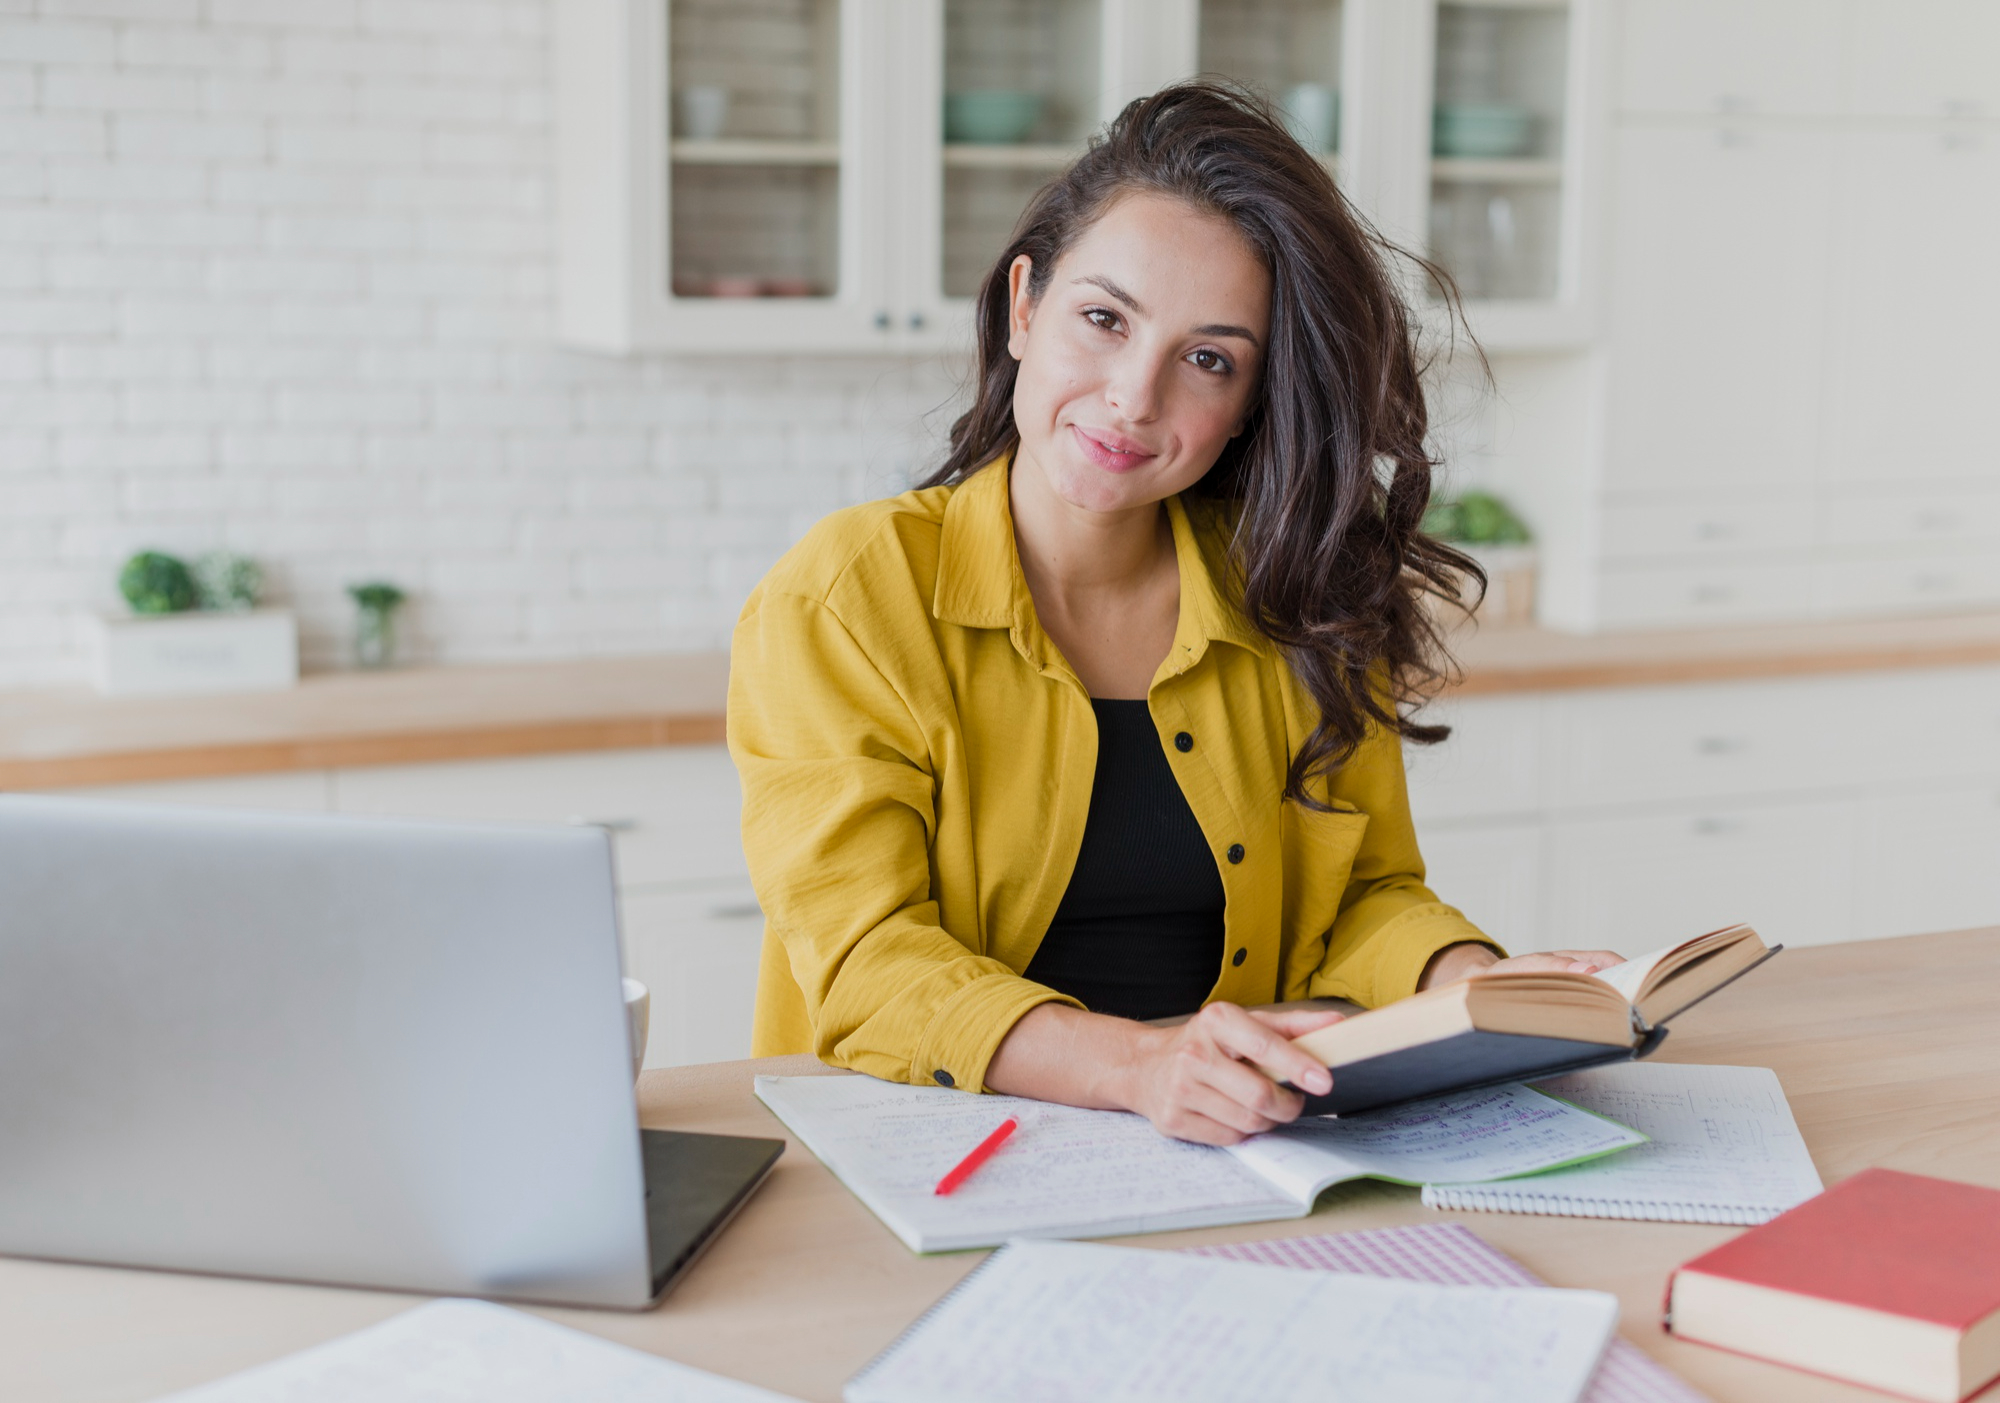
left=1591, top=945, right=1672, bottom=1005
left=1425, top=1063, right=1822, bottom=1222
left=156, top=1298, right=800, bottom=1403
left=846, top=1238, right=1618, bottom=1403
left=1226, top=1083, right=1648, bottom=1202
left=755, top=1077, right=1296, bottom=1252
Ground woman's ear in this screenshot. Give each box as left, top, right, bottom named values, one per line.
left=1005, top=254, right=1035, bottom=361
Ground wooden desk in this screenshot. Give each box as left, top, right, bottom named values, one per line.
left=4, top=928, right=1996, bottom=1402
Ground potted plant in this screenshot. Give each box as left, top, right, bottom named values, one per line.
left=1423, top=491, right=1538, bottom=626
left=85, top=550, right=298, bottom=695
left=347, top=581, right=408, bottom=669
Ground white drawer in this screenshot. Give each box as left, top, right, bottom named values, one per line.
left=1546, top=798, right=1860, bottom=952
left=1820, top=488, right=2000, bottom=549
left=1818, top=552, right=2000, bottom=616
left=41, top=770, right=333, bottom=811
left=1543, top=677, right=1874, bottom=809
left=1854, top=784, right=2000, bottom=941
left=620, top=881, right=763, bottom=1069
left=1595, top=563, right=1817, bottom=629
left=331, top=745, right=745, bottom=888
left=1416, top=821, right=1544, bottom=955
left=1404, top=694, right=1543, bottom=822
left=1599, top=496, right=1813, bottom=561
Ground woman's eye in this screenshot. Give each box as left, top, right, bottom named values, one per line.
left=1084, top=307, right=1120, bottom=332
left=1189, top=348, right=1232, bottom=374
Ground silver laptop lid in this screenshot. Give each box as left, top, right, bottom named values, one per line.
left=0, top=794, right=654, bottom=1308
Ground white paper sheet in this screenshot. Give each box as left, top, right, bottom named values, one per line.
left=1421, top=1062, right=1823, bottom=1224
left=845, top=1238, right=1619, bottom=1403
left=1229, top=1083, right=1649, bottom=1201
left=754, top=1076, right=1298, bottom=1252
left=152, top=1298, right=801, bottom=1403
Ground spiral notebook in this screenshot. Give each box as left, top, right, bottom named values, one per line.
left=1191, top=1223, right=1712, bottom=1403
left=1419, top=1063, right=1822, bottom=1225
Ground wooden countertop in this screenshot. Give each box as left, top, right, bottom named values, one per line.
left=8, top=610, right=2000, bottom=790
left=3, top=926, right=1995, bottom=1402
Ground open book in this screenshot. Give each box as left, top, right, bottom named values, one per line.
left=756, top=1074, right=1644, bottom=1253
left=1288, top=924, right=1781, bottom=1116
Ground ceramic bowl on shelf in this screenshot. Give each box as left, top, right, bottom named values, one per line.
left=944, top=90, right=1042, bottom=144
left=1432, top=103, right=1534, bottom=159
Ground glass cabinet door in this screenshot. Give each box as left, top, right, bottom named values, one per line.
left=668, top=0, right=842, bottom=301
left=1195, top=0, right=1344, bottom=167
left=938, top=0, right=1106, bottom=302
left=1426, top=0, right=1572, bottom=305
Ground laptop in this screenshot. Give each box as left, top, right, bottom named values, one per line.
left=0, top=793, right=781, bottom=1309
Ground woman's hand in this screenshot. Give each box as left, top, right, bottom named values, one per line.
left=984, top=1001, right=1344, bottom=1148
left=1420, top=942, right=1626, bottom=989
left=1115, top=1004, right=1345, bottom=1146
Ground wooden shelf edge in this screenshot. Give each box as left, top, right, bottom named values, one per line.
left=5, top=713, right=729, bottom=791
left=1447, top=639, right=2000, bottom=697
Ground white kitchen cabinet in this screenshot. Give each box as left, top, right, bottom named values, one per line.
left=1403, top=692, right=1543, bottom=822
left=1594, top=561, right=1818, bottom=630
left=1613, top=0, right=1844, bottom=118
left=1546, top=797, right=1860, bottom=950
left=42, top=770, right=333, bottom=812
left=1854, top=784, right=2000, bottom=940
left=555, top=0, right=1604, bottom=353
left=330, top=745, right=746, bottom=890
left=1598, top=495, right=1813, bottom=562
left=620, top=882, right=765, bottom=1068
left=1818, top=551, right=2000, bottom=618
left=1542, top=676, right=1873, bottom=809
left=1601, top=125, right=1836, bottom=494
left=1845, top=0, right=2000, bottom=120
left=1822, top=127, right=2000, bottom=489
left=1417, top=821, right=1545, bottom=951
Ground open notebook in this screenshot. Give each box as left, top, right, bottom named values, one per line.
left=1421, top=1063, right=1822, bottom=1224
left=845, top=1238, right=1620, bottom=1403
left=757, top=1074, right=1644, bottom=1252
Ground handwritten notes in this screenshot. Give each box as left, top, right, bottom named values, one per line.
left=755, top=1075, right=1646, bottom=1252
left=755, top=1076, right=1296, bottom=1252
left=1422, top=1063, right=1822, bottom=1224
left=1234, top=1083, right=1648, bottom=1201
left=846, top=1239, right=1619, bottom=1403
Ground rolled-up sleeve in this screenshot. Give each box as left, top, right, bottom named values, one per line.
left=728, top=587, right=1077, bottom=1090
left=1306, top=720, right=1505, bottom=1007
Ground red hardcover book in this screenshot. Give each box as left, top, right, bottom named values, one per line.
left=1664, top=1167, right=2000, bottom=1402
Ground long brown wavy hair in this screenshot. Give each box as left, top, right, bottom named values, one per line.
left=918, top=80, right=1481, bottom=807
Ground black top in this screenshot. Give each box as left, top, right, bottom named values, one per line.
left=1024, top=699, right=1227, bottom=1022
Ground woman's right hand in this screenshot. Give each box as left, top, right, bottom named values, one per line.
left=1112, top=1003, right=1344, bottom=1146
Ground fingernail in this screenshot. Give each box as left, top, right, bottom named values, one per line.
left=1308, top=1069, right=1331, bottom=1094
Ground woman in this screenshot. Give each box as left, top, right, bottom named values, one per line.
left=728, top=82, right=1616, bottom=1146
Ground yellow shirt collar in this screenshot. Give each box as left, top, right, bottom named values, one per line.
left=931, top=455, right=1268, bottom=672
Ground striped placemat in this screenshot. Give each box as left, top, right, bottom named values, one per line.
left=1188, top=1222, right=1709, bottom=1403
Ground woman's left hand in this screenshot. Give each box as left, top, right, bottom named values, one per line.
left=1419, top=943, right=1625, bottom=989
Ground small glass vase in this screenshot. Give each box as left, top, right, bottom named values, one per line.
left=354, top=604, right=397, bottom=669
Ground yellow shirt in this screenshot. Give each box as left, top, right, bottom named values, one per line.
left=727, top=458, right=1499, bottom=1092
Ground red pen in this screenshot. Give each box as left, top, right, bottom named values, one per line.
left=932, top=1116, right=1019, bottom=1196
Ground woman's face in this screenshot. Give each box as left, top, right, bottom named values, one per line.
left=1007, top=191, right=1271, bottom=517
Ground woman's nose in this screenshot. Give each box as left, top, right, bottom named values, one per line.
left=1102, top=347, right=1169, bottom=423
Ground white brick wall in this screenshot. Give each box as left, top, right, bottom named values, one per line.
left=0, top=1, right=963, bottom=685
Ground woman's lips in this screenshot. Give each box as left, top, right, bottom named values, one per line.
left=1069, top=424, right=1157, bottom=473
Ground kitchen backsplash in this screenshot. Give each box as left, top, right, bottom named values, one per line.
left=0, top=1, right=963, bottom=687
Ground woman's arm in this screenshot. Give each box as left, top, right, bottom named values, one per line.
left=984, top=1001, right=1346, bottom=1146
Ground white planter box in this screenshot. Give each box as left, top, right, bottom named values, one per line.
left=84, top=609, right=299, bottom=697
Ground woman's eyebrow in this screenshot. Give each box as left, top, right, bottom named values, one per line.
left=1071, top=274, right=1261, bottom=348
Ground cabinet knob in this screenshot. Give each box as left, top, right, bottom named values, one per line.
left=908, top=311, right=926, bottom=330
left=874, top=310, right=891, bottom=330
